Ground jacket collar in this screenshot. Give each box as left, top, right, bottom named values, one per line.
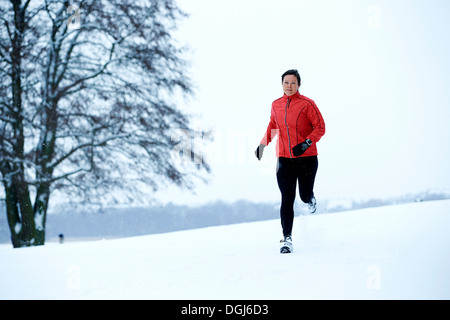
left=283, top=91, right=301, bottom=101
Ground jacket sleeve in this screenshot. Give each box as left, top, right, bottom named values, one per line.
left=260, top=108, right=278, bottom=146
left=305, top=101, right=325, bottom=143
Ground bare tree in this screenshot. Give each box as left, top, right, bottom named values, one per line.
left=0, top=0, right=209, bottom=248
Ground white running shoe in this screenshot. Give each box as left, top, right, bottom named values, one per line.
left=280, top=235, right=293, bottom=254
left=308, top=197, right=317, bottom=214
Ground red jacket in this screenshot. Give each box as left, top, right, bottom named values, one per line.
left=261, top=91, right=325, bottom=158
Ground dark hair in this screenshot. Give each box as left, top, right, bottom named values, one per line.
left=281, top=69, right=301, bottom=86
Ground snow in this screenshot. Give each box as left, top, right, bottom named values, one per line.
left=1, top=199, right=449, bottom=300
left=14, top=222, right=22, bottom=234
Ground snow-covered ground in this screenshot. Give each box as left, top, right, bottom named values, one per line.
left=1, top=200, right=449, bottom=300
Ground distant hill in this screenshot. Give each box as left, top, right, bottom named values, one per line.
left=0, top=191, right=448, bottom=243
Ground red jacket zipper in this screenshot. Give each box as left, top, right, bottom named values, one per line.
left=284, top=98, right=293, bottom=158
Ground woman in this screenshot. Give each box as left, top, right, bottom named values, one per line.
left=255, top=69, right=325, bottom=254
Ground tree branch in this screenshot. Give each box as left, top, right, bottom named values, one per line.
left=49, top=132, right=132, bottom=170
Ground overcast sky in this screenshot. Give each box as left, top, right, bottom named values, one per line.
left=155, top=0, right=450, bottom=206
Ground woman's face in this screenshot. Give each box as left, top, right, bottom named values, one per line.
left=282, top=75, right=299, bottom=96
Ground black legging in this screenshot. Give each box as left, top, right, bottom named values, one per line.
left=276, top=156, right=318, bottom=237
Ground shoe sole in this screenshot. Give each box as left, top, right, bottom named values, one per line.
left=280, top=245, right=292, bottom=254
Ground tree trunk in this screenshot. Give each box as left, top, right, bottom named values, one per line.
left=3, top=173, right=36, bottom=248
left=3, top=172, right=50, bottom=248
left=33, top=184, right=50, bottom=246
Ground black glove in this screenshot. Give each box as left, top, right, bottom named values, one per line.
left=292, top=139, right=312, bottom=157
left=255, top=144, right=266, bottom=160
